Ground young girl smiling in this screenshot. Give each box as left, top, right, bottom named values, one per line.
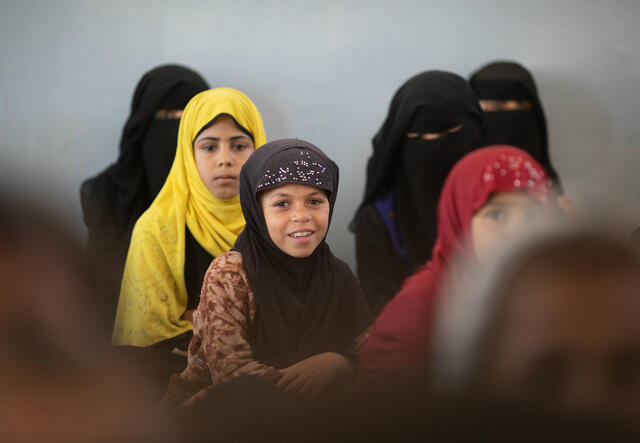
left=165, top=139, right=371, bottom=405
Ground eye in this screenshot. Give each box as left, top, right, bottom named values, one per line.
left=308, top=199, right=325, bottom=206
left=485, top=209, right=505, bottom=221
left=274, top=200, right=289, bottom=208
left=201, top=144, right=216, bottom=152
left=446, top=123, right=464, bottom=134
left=232, top=142, right=248, bottom=151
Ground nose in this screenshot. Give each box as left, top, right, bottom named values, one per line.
left=215, top=145, right=233, bottom=167
left=505, top=211, right=529, bottom=238
left=291, top=204, right=311, bottom=222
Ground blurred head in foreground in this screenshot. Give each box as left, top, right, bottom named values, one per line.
left=432, top=227, right=640, bottom=422
left=0, top=195, right=172, bottom=442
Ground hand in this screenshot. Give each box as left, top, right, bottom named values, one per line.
left=275, top=352, right=354, bottom=397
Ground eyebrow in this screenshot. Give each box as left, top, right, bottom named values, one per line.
left=480, top=201, right=509, bottom=208
left=196, top=135, right=251, bottom=142
left=268, top=190, right=324, bottom=199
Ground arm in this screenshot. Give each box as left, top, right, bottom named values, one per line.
left=112, top=225, right=191, bottom=346
left=196, top=256, right=279, bottom=385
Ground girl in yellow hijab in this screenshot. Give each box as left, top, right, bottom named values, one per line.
left=112, top=88, right=266, bottom=347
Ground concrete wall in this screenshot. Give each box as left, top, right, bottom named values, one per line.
left=2, top=0, right=639, bottom=267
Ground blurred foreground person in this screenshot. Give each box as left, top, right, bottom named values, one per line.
left=432, top=228, right=640, bottom=423
left=0, top=196, right=176, bottom=442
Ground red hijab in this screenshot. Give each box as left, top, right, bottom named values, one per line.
left=359, top=145, right=554, bottom=379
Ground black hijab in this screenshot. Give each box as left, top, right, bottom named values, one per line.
left=234, top=139, right=372, bottom=368
left=80, top=64, right=209, bottom=244
left=352, top=71, right=485, bottom=269
left=469, top=61, right=560, bottom=186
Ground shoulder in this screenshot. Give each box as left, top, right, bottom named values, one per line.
left=331, top=254, right=355, bottom=275
left=203, top=251, right=250, bottom=289
left=208, top=251, right=244, bottom=273
left=356, top=203, right=384, bottom=227
left=372, top=267, right=439, bottom=338
left=354, top=203, right=390, bottom=243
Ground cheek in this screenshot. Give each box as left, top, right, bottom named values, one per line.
left=193, top=151, right=210, bottom=176
left=235, top=149, right=254, bottom=167
left=470, top=217, right=500, bottom=260
left=263, top=210, right=286, bottom=241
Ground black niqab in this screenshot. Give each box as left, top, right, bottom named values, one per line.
left=234, top=139, right=371, bottom=368
left=79, top=64, right=208, bottom=318
left=469, top=61, right=560, bottom=186
left=352, top=71, right=485, bottom=269
left=81, top=64, right=209, bottom=241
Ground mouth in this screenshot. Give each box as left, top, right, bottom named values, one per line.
left=214, top=175, right=237, bottom=182
left=288, top=230, right=314, bottom=240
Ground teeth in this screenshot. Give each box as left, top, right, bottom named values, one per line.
left=290, top=231, right=312, bottom=238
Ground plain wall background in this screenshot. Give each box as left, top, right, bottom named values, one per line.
left=2, top=0, right=639, bottom=269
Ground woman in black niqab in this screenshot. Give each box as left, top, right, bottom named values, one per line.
left=469, top=61, right=560, bottom=187
left=80, top=64, right=208, bottom=319
left=351, top=71, right=485, bottom=314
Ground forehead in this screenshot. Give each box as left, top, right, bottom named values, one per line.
left=260, top=183, right=324, bottom=199
left=484, top=190, right=538, bottom=206
left=194, top=115, right=248, bottom=139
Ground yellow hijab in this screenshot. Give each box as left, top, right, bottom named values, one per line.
left=112, top=88, right=266, bottom=346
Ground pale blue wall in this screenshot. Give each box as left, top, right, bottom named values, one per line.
left=2, top=0, right=640, bottom=267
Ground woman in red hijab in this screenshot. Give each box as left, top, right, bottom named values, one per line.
left=358, top=145, right=557, bottom=380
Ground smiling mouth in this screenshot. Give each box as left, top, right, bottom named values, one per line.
left=288, top=231, right=313, bottom=238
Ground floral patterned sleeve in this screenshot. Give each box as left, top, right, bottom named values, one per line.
left=193, top=251, right=280, bottom=384
left=161, top=252, right=279, bottom=408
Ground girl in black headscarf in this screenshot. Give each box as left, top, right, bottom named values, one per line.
left=162, top=139, right=371, bottom=406
left=80, top=64, right=208, bottom=320
left=351, top=71, right=485, bottom=314
left=469, top=61, right=560, bottom=187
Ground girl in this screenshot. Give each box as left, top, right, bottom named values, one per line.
left=112, top=88, right=266, bottom=348
left=165, top=139, right=371, bottom=405
left=359, top=145, right=557, bottom=380
left=351, top=71, right=485, bottom=314
left=81, top=65, right=209, bottom=318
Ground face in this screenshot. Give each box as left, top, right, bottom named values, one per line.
left=260, top=183, right=330, bottom=258
left=471, top=191, right=547, bottom=263
left=482, top=265, right=640, bottom=420
left=193, top=115, right=255, bottom=199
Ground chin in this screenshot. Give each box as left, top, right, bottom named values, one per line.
left=283, top=248, right=314, bottom=258
left=211, top=188, right=239, bottom=200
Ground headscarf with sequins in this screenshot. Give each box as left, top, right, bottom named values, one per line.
left=359, top=145, right=555, bottom=379
left=234, top=139, right=372, bottom=368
